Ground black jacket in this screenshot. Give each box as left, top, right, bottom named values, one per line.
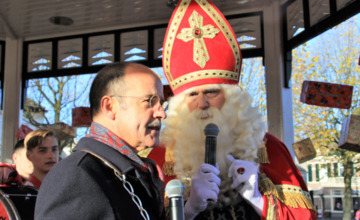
left=35, top=137, right=165, bottom=220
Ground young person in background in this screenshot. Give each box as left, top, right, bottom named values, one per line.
left=25, top=129, right=59, bottom=189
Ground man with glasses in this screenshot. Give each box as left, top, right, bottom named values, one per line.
left=35, top=62, right=167, bottom=219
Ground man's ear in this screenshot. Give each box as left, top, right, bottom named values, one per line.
left=100, top=96, right=116, bottom=120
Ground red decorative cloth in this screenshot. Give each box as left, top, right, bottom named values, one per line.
left=16, top=124, right=33, bottom=140
left=72, top=107, right=92, bottom=127
left=259, top=133, right=316, bottom=219
left=162, top=0, right=242, bottom=95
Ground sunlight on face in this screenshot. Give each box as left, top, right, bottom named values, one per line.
left=27, top=136, right=59, bottom=175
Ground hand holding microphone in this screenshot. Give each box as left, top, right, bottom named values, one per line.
left=184, top=164, right=220, bottom=220
left=183, top=123, right=221, bottom=220
left=226, top=155, right=264, bottom=215
left=203, top=123, right=220, bottom=208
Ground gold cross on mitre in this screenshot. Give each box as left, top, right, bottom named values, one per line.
left=176, top=10, right=220, bottom=68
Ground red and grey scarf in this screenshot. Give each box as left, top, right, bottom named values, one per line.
left=86, top=122, right=147, bottom=169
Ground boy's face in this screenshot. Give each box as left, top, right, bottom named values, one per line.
left=27, top=136, right=59, bottom=175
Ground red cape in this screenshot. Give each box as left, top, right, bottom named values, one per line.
left=148, top=133, right=317, bottom=219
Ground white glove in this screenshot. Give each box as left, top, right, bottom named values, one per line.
left=226, top=155, right=263, bottom=215
left=184, top=163, right=221, bottom=220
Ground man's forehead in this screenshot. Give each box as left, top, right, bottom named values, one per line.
left=183, top=84, right=222, bottom=94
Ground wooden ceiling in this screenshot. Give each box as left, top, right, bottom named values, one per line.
left=0, top=0, right=282, bottom=40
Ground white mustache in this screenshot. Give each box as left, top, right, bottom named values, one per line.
left=195, top=110, right=213, bottom=119
left=147, top=119, right=161, bottom=128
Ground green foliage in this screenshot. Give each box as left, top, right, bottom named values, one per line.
left=292, top=16, right=360, bottom=157
left=291, top=15, right=360, bottom=218
left=240, top=57, right=267, bottom=121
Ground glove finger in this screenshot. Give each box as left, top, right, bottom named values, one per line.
left=207, top=190, right=219, bottom=202
left=226, top=154, right=234, bottom=166
left=200, top=163, right=220, bottom=175
left=194, top=183, right=219, bottom=204
left=210, top=173, right=221, bottom=186
left=206, top=180, right=220, bottom=195
left=200, top=172, right=221, bottom=186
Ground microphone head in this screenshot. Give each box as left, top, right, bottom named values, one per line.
left=165, top=179, right=185, bottom=198
left=204, top=123, right=219, bottom=137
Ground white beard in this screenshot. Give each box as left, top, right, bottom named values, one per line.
left=160, top=84, right=266, bottom=206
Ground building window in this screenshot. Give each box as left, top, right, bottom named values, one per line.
left=315, top=164, right=320, bottom=181
left=334, top=198, right=343, bottom=211
left=327, top=163, right=332, bottom=177
left=334, top=163, right=339, bottom=177
left=58, top=38, right=83, bottom=69
left=333, top=190, right=342, bottom=196
left=308, top=165, right=313, bottom=182
left=89, top=34, right=115, bottom=66
left=121, top=30, right=148, bottom=62
left=340, top=163, right=344, bottom=176
left=28, top=42, right=52, bottom=72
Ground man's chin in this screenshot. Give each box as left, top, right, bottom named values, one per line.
left=144, top=136, right=160, bottom=148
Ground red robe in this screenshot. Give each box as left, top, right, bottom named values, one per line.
left=148, top=133, right=317, bottom=220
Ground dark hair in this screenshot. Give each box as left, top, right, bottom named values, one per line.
left=89, top=62, right=130, bottom=118
left=25, top=129, right=56, bottom=151
left=13, top=139, right=25, bottom=153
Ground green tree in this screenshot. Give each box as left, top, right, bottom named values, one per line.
left=240, top=57, right=267, bottom=119
left=292, top=15, right=360, bottom=220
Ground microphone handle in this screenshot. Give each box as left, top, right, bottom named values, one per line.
left=169, top=197, right=184, bottom=220
left=204, top=136, right=217, bottom=208
left=205, top=136, right=217, bottom=166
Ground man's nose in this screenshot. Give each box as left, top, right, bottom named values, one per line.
left=154, top=107, right=167, bottom=119
left=198, top=94, right=209, bottom=110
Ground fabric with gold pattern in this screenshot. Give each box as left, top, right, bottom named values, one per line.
left=162, top=0, right=242, bottom=95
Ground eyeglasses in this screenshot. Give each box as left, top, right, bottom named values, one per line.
left=110, top=94, right=168, bottom=111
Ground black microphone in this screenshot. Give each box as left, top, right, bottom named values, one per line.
left=204, top=123, right=219, bottom=166
left=165, top=179, right=185, bottom=220
left=203, top=123, right=219, bottom=208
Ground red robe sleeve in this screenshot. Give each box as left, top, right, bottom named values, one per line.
left=147, top=145, right=176, bottom=185
left=260, top=133, right=317, bottom=220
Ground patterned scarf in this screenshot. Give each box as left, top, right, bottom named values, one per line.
left=86, top=122, right=147, bottom=169
left=86, top=122, right=165, bottom=215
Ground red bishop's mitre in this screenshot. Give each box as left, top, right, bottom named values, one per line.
left=162, top=0, right=242, bottom=95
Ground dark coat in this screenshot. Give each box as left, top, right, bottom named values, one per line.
left=35, top=137, right=165, bottom=220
